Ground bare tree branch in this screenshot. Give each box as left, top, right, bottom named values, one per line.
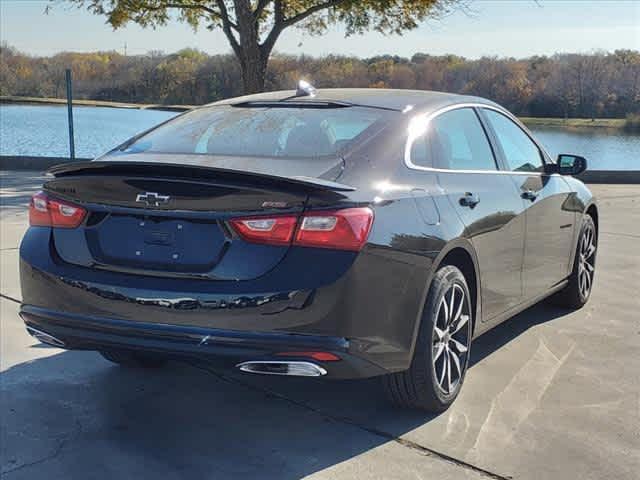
left=214, top=0, right=242, bottom=55
left=260, top=0, right=284, bottom=55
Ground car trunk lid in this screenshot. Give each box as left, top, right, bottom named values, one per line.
left=44, top=158, right=353, bottom=280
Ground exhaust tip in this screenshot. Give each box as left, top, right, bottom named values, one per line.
left=236, top=360, right=327, bottom=377
left=26, top=326, right=65, bottom=348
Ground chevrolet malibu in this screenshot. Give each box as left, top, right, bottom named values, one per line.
left=19, top=88, right=598, bottom=411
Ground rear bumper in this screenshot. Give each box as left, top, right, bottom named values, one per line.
left=20, top=226, right=423, bottom=377
left=20, top=305, right=387, bottom=379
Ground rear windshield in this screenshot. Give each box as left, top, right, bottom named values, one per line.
left=120, top=105, right=391, bottom=158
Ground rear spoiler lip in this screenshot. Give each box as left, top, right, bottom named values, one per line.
left=47, top=160, right=356, bottom=192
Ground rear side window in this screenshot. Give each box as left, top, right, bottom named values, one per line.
left=430, top=108, right=497, bottom=171
left=407, top=108, right=497, bottom=171
left=409, top=134, right=431, bottom=167
left=121, top=106, right=390, bottom=159
left=483, top=109, right=544, bottom=172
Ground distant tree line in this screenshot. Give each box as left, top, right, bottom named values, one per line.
left=1, top=44, right=639, bottom=119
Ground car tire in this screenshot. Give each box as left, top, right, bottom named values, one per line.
left=383, top=265, right=473, bottom=412
left=551, top=214, right=597, bottom=309
left=99, top=349, right=168, bottom=368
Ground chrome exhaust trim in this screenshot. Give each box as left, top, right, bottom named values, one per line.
left=236, top=360, right=327, bottom=377
left=26, top=326, right=66, bottom=348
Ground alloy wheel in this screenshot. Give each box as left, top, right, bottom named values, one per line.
left=432, top=283, right=471, bottom=395
left=578, top=222, right=596, bottom=299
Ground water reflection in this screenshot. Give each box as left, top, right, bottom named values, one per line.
left=1, top=105, right=638, bottom=170
left=530, top=126, right=640, bottom=170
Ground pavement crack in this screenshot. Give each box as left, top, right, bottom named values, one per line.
left=597, top=194, right=639, bottom=201
left=0, top=292, right=21, bottom=304
left=188, top=361, right=512, bottom=480
left=1, top=415, right=83, bottom=476
left=1, top=437, right=67, bottom=476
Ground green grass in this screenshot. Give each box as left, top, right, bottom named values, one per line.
left=519, top=117, right=627, bottom=129
left=0, top=95, right=193, bottom=112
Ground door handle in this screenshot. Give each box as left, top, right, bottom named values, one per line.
left=459, top=192, right=480, bottom=208
left=521, top=190, right=538, bottom=202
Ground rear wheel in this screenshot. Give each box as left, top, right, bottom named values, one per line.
left=99, top=349, right=168, bottom=368
left=383, top=265, right=473, bottom=411
left=552, top=214, right=597, bottom=309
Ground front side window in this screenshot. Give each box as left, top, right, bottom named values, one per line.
left=407, top=108, right=497, bottom=171
left=483, top=109, right=544, bottom=172
left=121, top=105, right=390, bottom=159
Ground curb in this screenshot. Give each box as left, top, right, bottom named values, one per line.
left=576, top=170, right=640, bottom=184
left=1, top=156, right=91, bottom=171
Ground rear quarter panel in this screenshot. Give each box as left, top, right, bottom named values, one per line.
left=336, top=135, right=474, bottom=370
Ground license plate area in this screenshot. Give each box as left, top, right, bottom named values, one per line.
left=86, top=214, right=227, bottom=273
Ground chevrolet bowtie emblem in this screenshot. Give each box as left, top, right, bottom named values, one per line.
left=135, top=192, right=170, bottom=207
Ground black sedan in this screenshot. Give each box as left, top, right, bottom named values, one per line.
left=19, top=88, right=598, bottom=411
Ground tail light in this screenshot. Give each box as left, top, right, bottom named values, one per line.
left=29, top=191, right=86, bottom=228
left=230, top=207, right=373, bottom=252
left=229, top=216, right=298, bottom=246
left=294, top=208, right=373, bottom=251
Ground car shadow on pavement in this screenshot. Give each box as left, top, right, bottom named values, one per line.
left=1, top=301, right=569, bottom=479
left=224, top=300, right=572, bottom=438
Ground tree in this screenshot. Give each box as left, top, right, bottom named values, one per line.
left=63, top=0, right=462, bottom=94
left=5, top=42, right=637, bottom=118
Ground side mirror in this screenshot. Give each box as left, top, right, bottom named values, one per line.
left=556, top=154, right=587, bottom=176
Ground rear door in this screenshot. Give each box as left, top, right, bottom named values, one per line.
left=480, top=108, right=575, bottom=298
left=410, top=107, right=526, bottom=322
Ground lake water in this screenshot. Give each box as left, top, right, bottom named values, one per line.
left=1, top=105, right=638, bottom=170
left=0, top=105, right=176, bottom=159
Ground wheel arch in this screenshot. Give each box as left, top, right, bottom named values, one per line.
left=568, top=201, right=599, bottom=270
left=585, top=202, right=599, bottom=234
left=407, top=238, right=482, bottom=362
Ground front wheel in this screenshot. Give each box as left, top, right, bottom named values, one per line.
left=383, top=265, right=473, bottom=411
left=551, top=214, right=597, bottom=309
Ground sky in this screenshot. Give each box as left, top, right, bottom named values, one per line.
left=1, top=0, right=638, bottom=59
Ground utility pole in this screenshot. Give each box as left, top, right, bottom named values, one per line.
left=65, top=69, right=75, bottom=160
left=124, top=42, right=127, bottom=56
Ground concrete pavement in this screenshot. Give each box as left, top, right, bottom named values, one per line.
left=1, top=171, right=638, bottom=479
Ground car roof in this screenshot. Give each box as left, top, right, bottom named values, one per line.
left=207, top=88, right=500, bottom=114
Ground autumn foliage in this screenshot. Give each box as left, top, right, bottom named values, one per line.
left=1, top=45, right=638, bottom=119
